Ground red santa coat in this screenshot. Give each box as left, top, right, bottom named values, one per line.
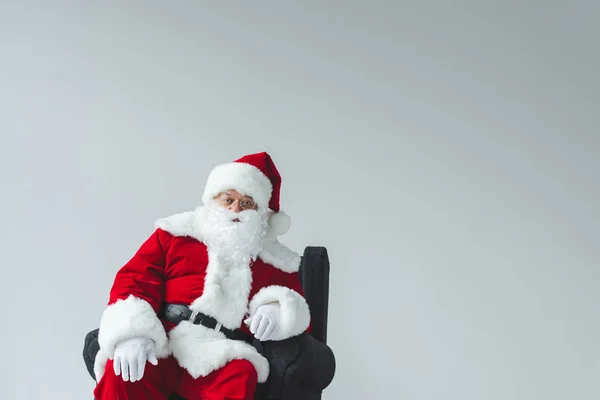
left=93, top=207, right=311, bottom=384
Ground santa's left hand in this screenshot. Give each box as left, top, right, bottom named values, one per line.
left=244, top=303, right=281, bottom=341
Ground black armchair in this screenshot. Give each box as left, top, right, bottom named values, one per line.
left=82, top=246, right=336, bottom=400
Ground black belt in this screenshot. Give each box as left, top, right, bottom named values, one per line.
left=160, top=303, right=254, bottom=344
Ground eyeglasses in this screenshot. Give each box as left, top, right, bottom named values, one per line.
left=214, top=193, right=256, bottom=210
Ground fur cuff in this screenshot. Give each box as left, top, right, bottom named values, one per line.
left=97, top=295, right=170, bottom=359
left=248, top=285, right=310, bottom=340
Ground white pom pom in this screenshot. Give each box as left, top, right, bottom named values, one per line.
left=268, top=210, right=291, bottom=236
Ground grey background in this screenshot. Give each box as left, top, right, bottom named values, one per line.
left=1, top=1, right=599, bottom=399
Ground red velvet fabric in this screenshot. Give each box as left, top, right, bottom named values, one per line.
left=106, top=227, right=307, bottom=336
left=94, top=357, right=257, bottom=400
left=95, top=227, right=310, bottom=399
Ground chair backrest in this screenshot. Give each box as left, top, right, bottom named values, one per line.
left=298, top=246, right=330, bottom=344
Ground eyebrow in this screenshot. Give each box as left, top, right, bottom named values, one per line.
left=220, top=190, right=253, bottom=200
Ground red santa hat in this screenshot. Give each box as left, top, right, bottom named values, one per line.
left=202, top=151, right=291, bottom=235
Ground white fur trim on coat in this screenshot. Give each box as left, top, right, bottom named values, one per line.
left=169, top=321, right=270, bottom=383
left=188, top=247, right=254, bottom=330
left=248, top=285, right=311, bottom=340
left=259, top=238, right=301, bottom=273
left=155, top=207, right=206, bottom=238
left=202, top=162, right=272, bottom=210
left=154, top=207, right=300, bottom=273
left=94, top=295, right=171, bottom=380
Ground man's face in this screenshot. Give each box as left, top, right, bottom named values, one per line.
left=213, top=190, right=257, bottom=214
left=204, top=189, right=267, bottom=261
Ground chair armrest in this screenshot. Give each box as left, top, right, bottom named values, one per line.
left=83, top=328, right=100, bottom=381
left=260, top=333, right=336, bottom=400
left=84, top=329, right=336, bottom=399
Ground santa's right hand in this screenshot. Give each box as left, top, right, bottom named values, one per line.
left=113, top=336, right=158, bottom=382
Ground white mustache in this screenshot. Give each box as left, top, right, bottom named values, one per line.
left=208, top=207, right=256, bottom=224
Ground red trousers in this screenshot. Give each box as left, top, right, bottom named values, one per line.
left=93, top=356, right=258, bottom=400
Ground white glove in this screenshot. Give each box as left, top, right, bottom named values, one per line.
left=244, top=303, right=281, bottom=341
left=113, top=336, right=158, bottom=382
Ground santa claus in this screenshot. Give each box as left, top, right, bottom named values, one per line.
left=92, top=152, right=311, bottom=400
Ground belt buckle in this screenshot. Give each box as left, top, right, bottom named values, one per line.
left=189, top=310, right=199, bottom=324
left=189, top=310, right=222, bottom=334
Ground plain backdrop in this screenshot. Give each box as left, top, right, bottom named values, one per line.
left=1, top=1, right=599, bottom=399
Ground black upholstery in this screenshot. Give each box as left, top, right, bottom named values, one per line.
left=83, top=246, right=335, bottom=400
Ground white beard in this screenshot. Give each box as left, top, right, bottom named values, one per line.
left=201, top=202, right=269, bottom=266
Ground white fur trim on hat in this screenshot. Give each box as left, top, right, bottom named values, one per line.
left=202, top=162, right=273, bottom=209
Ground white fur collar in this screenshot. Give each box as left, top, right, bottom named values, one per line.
left=154, top=207, right=301, bottom=273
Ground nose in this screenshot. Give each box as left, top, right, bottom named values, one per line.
left=229, top=202, right=242, bottom=213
